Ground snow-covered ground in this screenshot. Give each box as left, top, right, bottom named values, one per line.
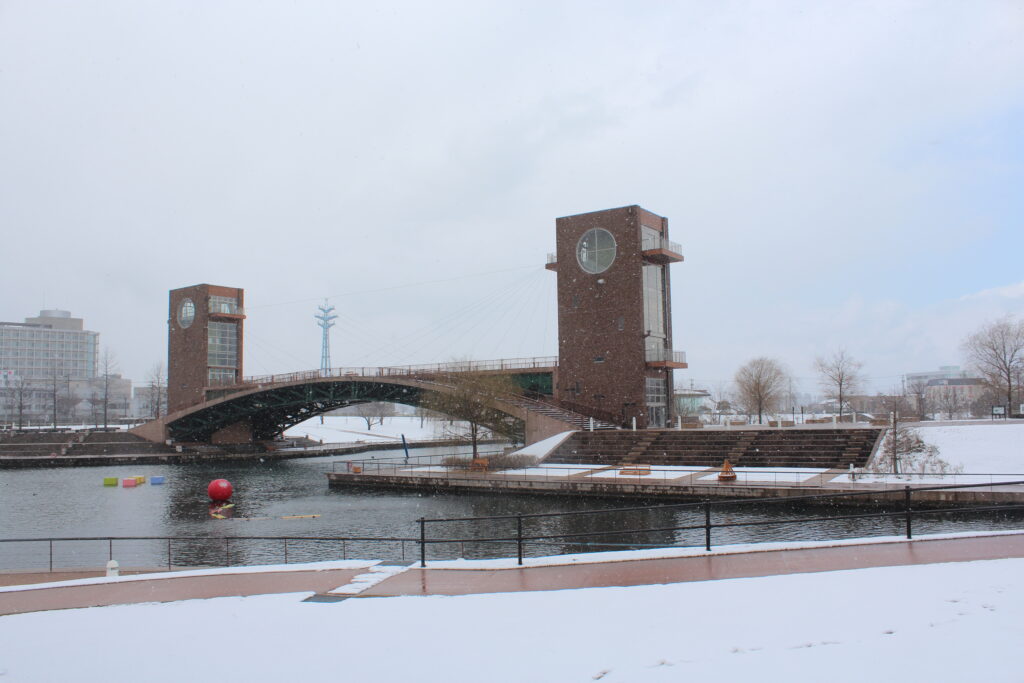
left=828, top=421, right=1024, bottom=484
left=1, top=556, right=1022, bottom=682
left=914, top=422, right=1024, bottom=473
left=282, top=415, right=454, bottom=443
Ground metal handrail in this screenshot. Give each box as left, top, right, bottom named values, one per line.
left=644, top=348, right=687, bottom=364
left=641, top=235, right=683, bottom=254
left=238, top=356, right=559, bottom=386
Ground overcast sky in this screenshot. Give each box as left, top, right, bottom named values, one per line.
left=1, top=1, right=1022, bottom=395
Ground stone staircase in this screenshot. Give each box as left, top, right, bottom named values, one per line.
left=504, top=396, right=619, bottom=431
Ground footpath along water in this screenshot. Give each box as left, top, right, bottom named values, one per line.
left=2, top=444, right=1023, bottom=571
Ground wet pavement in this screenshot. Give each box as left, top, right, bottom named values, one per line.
left=2, top=533, right=1023, bottom=616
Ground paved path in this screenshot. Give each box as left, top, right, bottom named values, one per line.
left=362, top=534, right=1024, bottom=597
left=2, top=533, right=1023, bottom=616
left=0, top=567, right=369, bottom=616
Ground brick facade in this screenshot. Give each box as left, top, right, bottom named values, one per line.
left=551, top=205, right=684, bottom=428
left=167, top=284, right=245, bottom=414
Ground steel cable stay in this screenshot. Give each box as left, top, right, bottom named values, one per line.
left=335, top=268, right=543, bottom=368
left=370, top=268, right=546, bottom=367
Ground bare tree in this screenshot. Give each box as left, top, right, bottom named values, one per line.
left=48, top=365, right=69, bottom=428
left=147, top=363, right=165, bottom=419
left=353, top=401, right=394, bottom=430
left=733, top=357, right=788, bottom=424
left=705, top=383, right=732, bottom=425
left=878, top=386, right=912, bottom=474
left=814, top=349, right=863, bottom=419
left=98, top=349, right=118, bottom=429
left=935, top=385, right=966, bottom=420
left=13, top=376, right=29, bottom=429
left=905, top=377, right=929, bottom=419
left=421, top=371, right=522, bottom=458
left=962, top=316, right=1024, bottom=410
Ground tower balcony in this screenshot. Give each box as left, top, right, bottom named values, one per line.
left=641, top=236, right=683, bottom=264
left=545, top=252, right=558, bottom=271
left=646, top=348, right=687, bottom=368
left=209, top=304, right=246, bottom=320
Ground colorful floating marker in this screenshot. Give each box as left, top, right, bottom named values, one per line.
left=122, top=478, right=137, bottom=488
left=103, top=477, right=118, bottom=487
left=150, top=476, right=166, bottom=485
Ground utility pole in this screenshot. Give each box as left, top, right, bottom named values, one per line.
left=315, top=301, right=338, bottom=377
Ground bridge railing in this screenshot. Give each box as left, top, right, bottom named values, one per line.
left=237, top=356, right=558, bottom=387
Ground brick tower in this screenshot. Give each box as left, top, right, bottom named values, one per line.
left=167, top=284, right=245, bottom=414
left=547, top=206, right=686, bottom=428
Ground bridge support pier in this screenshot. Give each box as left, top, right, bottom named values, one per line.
left=525, top=411, right=577, bottom=445
left=211, top=418, right=255, bottom=445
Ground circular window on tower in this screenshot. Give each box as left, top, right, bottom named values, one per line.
left=576, top=228, right=617, bottom=274
left=178, top=298, right=196, bottom=329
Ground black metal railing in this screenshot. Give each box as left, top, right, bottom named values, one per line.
left=4, top=480, right=1024, bottom=574
left=414, top=480, right=1024, bottom=567
left=0, top=535, right=421, bottom=573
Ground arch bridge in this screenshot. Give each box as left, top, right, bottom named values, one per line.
left=133, top=358, right=617, bottom=446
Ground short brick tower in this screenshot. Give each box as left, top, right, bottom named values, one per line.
left=167, top=284, right=245, bottom=414
left=547, top=205, right=686, bottom=428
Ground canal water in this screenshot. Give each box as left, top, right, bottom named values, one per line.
left=2, top=446, right=1022, bottom=571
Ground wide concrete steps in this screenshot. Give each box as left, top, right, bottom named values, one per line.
left=545, top=428, right=884, bottom=469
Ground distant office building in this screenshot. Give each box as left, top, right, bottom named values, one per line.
left=0, top=310, right=99, bottom=382
left=904, top=366, right=969, bottom=386
left=674, top=388, right=712, bottom=416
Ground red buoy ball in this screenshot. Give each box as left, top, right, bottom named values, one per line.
left=207, top=479, right=233, bottom=502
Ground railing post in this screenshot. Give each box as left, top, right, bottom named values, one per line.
left=108, top=538, right=113, bottom=561
left=49, top=539, right=53, bottom=572
left=167, top=538, right=172, bottom=571
left=225, top=538, right=230, bottom=566
left=905, top=486, right=912, bottom=540
left=704, top=502, right=712, bottom=551
left=517, top=516, right=524, bottom=565
left=419, top=517, right=426, bottom=568
left=284, top=538, right=288, bottom=564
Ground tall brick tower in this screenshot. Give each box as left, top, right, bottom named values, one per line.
left=547, top=206, right=686, bottom=428
left=167, top=284, right=245, bottom=414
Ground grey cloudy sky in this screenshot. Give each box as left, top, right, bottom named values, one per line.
left=2, top=1, right=1022, bottom=394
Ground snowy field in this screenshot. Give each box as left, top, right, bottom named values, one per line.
left=1, top=558, right=1022, bottom=682
left=914, top=422, right=1024, bottom=473
left=827, top=422, right=1024, bottom=484
left=282, top=415, right=453, bottom=443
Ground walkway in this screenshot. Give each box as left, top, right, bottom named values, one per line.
left=2, top=533, right=1023, bottom=616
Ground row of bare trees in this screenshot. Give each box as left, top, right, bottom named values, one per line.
left=731, top=349, right=863, bottom=424
left=729, top=315, right=1024, bottom=423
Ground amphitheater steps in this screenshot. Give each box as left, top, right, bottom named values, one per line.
left=544, top=428, right=885, bottom=470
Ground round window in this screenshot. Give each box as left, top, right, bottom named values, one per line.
left=576, top=228, right=616, bottom=274
left=178, top=298, right=196, bottom=329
